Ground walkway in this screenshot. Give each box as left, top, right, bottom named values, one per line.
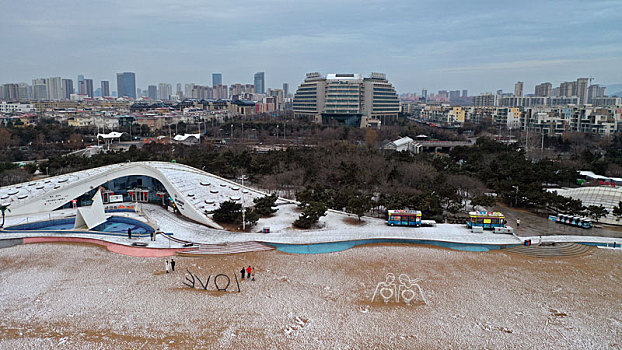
left=179, top=241, right=275, bottom=256
left=505, top=242, right=593, bottom=258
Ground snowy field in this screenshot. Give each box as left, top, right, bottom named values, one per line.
left=0, top=243, right=620, bottom=348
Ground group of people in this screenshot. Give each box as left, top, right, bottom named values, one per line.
left=165, top=258, right=176, bottom=273
left=240, top=265, right=255, bottom=281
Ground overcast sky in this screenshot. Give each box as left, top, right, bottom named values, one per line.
left=1, top=0, right=621, bottom=95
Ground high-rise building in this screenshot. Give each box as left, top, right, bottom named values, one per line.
left=158, top=83, right=172, bottom=100
left=213, top=85, right=228, bottom=99
left=116, top=72, right=136, bottom=99
left=449, top=90, right=460, bottom=101
left=283, top=83, right=289, bottom=97
left=587, top=84, right=606, bottom=104
left=293, top=72, right=399, bottom=127
left=184, top=83, right=195, bottom=98
left=176, top=83, right=183, bottom=98
left=84, top=79, right=94, bottom=98
left=32, top=78, right=48, bottom=100
left=534, top=82, right=552, bottom=97
left=18, top=83, right=30, bottom=100
left=147, top=85, right=157, bottom=100
left=1, top=84, right=19, bottom=100
left=254, top=72, right=265, bottom=94
left=45, top=77, right=63, bottom=100
left=212, top=73, right=222, bottom=87
left=559, top=81, right=575, bottom=97
left=514, top=81, right=524, bottom=97
left=575, top=78, right=589, bottom=104
left=101, top=81, right=110, bottom=97
left=462, top=90, right=468, bottom=97
left=422, top=89, right=428, bottom=102
left=61, top=79, right=73, bottom=99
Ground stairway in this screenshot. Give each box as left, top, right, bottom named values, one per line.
left=505, top=242, right=593, bottom=258
left=178, top=241, right=275, bottom=256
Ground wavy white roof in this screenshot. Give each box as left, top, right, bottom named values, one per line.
left=0, top=161, right=270, bottom=229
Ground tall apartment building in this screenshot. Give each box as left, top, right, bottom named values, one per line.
left=575, top=78, right=589, bottom=104
left=184, top=83, right=195, bottom=98
left=535, top=82, right=552, bottom=97
left=588, top=84, right=606, bottom=104
left=254, top=72, right=265, bottom=94
left=449, top=90, right=461, bottom=101
left=32, top=78, right=48, bottom=100
left=514, top=81, right=524, bottom=97
left=213, top=85, right=228, bottom=99
left=212, top=73, right=222, bottom=87
left=293, top=72, right=399, bottom=127
left=191, top=85, right=213, bottom=100
left=77, top=75, right=85, bottom=95
left=462, top=90, right=468, bottom=97
left=46, top=77, right=63, bottom=100
left=61, top=79, right=73, bottom=99
left=283, top=83, right=289, bottom=97
left=84, top=79, right=94, bottom=98
left=116, top=72, right=136, bottom=99
left=559, top=81, right=575, bottom=97
left=1, top=84, right=19, bottom=100
left=18, top=83, right=30, bottom=100
left=472, top=93, right=498, bottom=107
left=176, top=83, right=183, bottom=98
left=147, top=85, right=157, bottom=100
left=101, top=81, right=110, bottom=97
left=158, top=83, right=172, bottom=100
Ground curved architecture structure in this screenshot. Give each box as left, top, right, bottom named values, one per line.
left=549, top=186, right=622, bottom=225
left=0, top=161, right=269, bottom=230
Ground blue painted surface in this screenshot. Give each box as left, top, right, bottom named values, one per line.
left=5, top=216, right=154, bottom=235
left=266, top=238, right=518, bottom=254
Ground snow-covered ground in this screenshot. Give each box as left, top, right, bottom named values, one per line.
left=0, top=243, right=620, bottom=348
left=2, top=203, right=621, bottom=248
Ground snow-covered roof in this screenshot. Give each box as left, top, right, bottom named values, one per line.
left=392, top=137, right=414, bottom=147
left=173, top=133, right=200, bottom=142
left=97, top=132, right=124, bottom=139
left=0, top=161, right=270, bottom=230
left=578, top=170, right=622, bottom=183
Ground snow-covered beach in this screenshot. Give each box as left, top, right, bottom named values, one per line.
left=0, top=242, right=620, bottom=348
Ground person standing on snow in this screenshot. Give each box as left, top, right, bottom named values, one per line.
left=165, top=259, right=169, bottom=274
left=240, top=267, right=246, bottom=280
left=170, top=258, right=176, bottom=272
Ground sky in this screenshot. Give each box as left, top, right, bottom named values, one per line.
left=1, top=0, right=621, bottom=95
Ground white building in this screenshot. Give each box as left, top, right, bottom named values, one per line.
left=0, top=101, right=35, bottom=113
left=0, top=162, right=270, bottom=230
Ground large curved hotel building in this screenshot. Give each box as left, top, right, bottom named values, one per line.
left=293, top=72, right=399, bottom=127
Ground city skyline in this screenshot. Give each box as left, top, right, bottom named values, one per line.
left=0, top=1, right=621, bottom=94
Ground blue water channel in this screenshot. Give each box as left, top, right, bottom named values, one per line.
left=265, top=238, right=520, bottom=254
left=5, top=216, right=154, bottom=235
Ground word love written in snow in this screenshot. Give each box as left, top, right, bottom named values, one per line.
left=183, top=269, right=241, bottom=292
